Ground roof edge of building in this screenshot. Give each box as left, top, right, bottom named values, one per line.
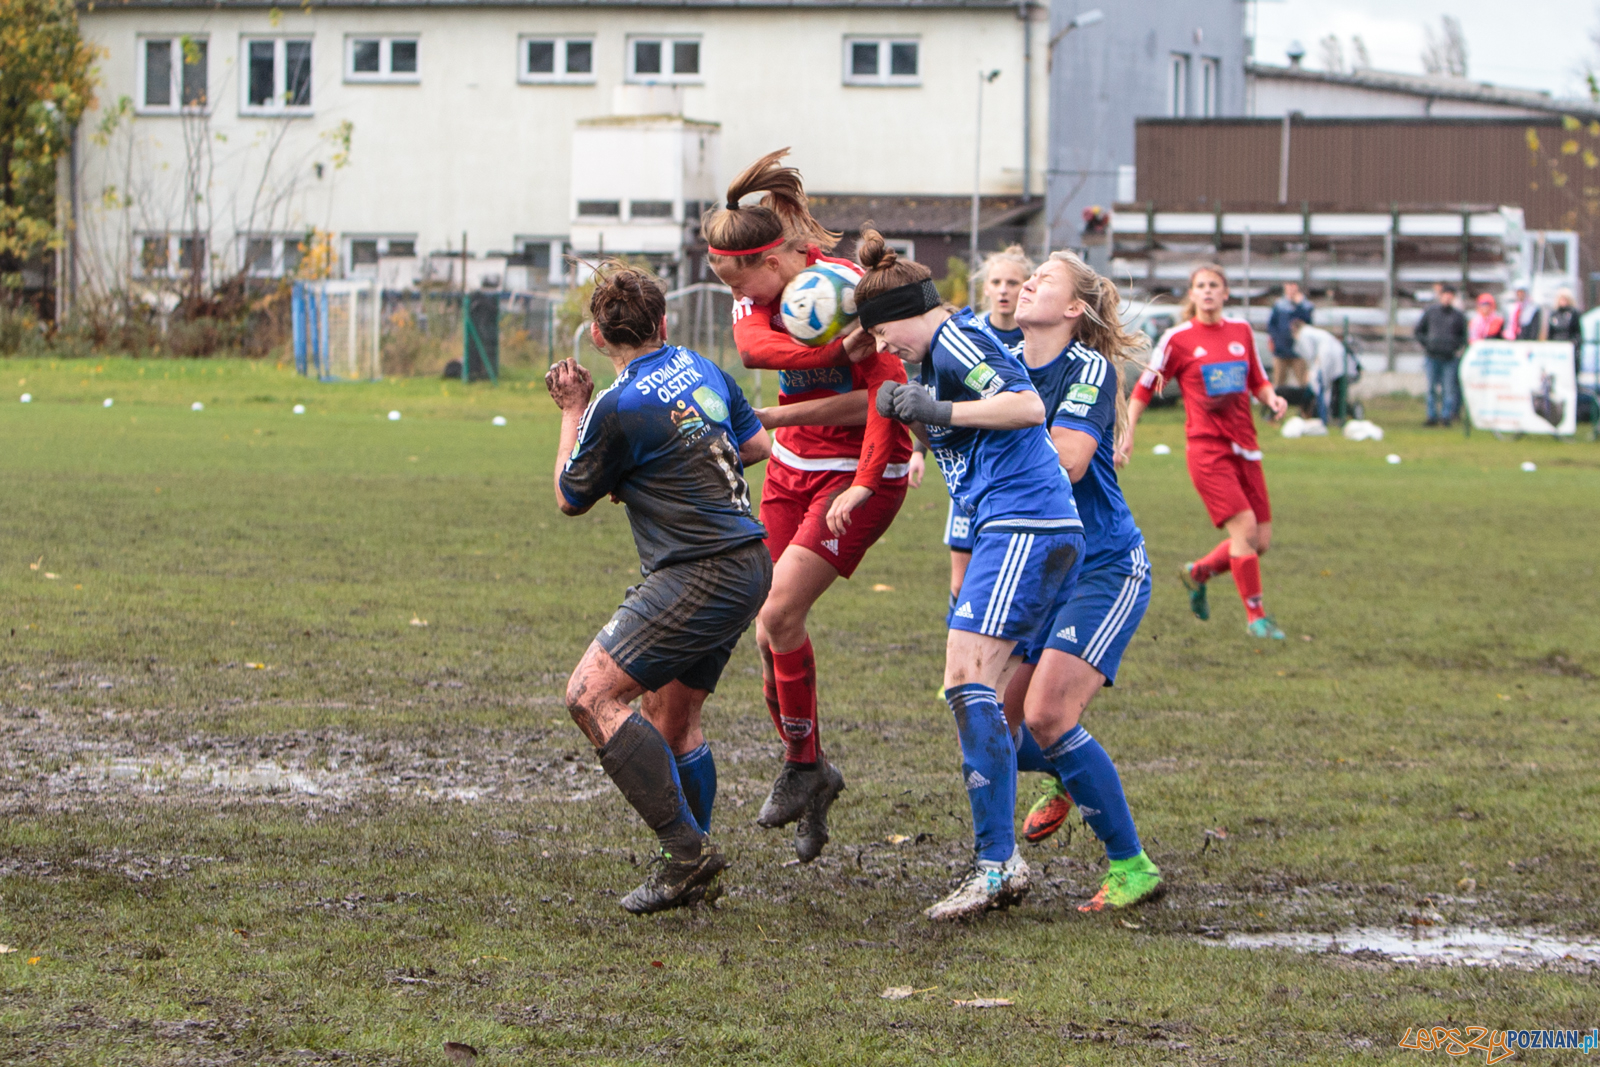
left=1246, top=61, right=1600, bottom=119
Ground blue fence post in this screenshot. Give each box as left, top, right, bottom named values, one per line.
left=292, top=282, right=307, bottom=375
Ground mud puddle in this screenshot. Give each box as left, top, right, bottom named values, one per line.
left=1214, top=926, right=1600, bottom=968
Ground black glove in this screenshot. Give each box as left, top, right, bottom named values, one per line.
left=890, top=384, right=954, bottom=427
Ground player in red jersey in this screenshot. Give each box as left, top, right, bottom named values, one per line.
left=1119, top=264, right=1290, bottom=639
left=700, top=150, right=913, bottom=861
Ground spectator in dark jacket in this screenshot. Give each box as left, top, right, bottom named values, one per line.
left=1504, top=285, right=1543, bottom=341
left=1415, top=284, right=1469, bottom=426
left=1547, top=288, right=1581, bottom=375
left=1267, top=282, right=1315, bottom=386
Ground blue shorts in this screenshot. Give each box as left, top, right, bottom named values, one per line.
left=949, top=528, right=1083, bottom=647
left=944, top=500, right=975, bottom=553
left=1026, top=543, right=1151, bottom=684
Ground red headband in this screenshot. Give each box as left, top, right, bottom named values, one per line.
left=707, top=236, right=785, bottom=258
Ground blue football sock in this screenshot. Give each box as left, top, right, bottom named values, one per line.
left=1013, top=726, right=1058, bottom=776
left=674, top=742, right=717, bottom=834
left=945, top=683, right=1017, bottom=863
left=1041, top=725, right=1141, bottom=860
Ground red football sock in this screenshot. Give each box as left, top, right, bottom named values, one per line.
left=1230, top=553, right=1266, bottom=622
left=1191, top=539, right=1233, bottom=584
left=771, top=638, right=820, bottom=765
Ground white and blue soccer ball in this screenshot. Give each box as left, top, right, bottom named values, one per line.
left=780, top=263, right=860, bottom=347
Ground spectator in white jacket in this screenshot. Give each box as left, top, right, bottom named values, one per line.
left=1290, top=318, right=1352, bottom=424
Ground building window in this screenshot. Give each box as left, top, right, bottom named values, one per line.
left=1200, top=57, right=1219, bottom=117
left=629, top=200, right=675, bottom=220
left=243, top=38, right=313, bottom=113
left=520, top=36, right=595, bottom=83
left=139, top=36, right=208, bottom=112
left=576, top=200, right=621, bottom=218
left=885, top=238, right=916, bottom=261
left=627, top=36, right=700, bottom=83
left=1167, top=53, right=1190, bottom=117
left=515, top=237, right=565, bottom=284
left=136, top=234, right=206, bottom=278
left=346, top=36, right=419, bottom=82
left=241, top=234, right=310, bottom=277
left=843, top=38, right=919, bottom=86
left=345, top=235, right=417, bottom=276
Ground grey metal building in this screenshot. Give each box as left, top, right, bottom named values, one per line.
left=1046, top=0, right=1247, bottom=250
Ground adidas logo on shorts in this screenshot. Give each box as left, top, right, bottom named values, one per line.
left=965, top=770, right=991, bottom=790
left=821, top=538, right=839, bottom=555
left=954, top=602, right=974, bottom=619
left=1056, top=625, right=1077, bottom=643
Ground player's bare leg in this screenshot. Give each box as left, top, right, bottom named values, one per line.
left=755, top=545, right=846, bottom=861
left=566, top=644, right=724, bottom=913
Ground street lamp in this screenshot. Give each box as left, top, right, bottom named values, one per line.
left=1048, top=8, right=1103, bottom=72
left=970, top=68, right=1001, bottom=272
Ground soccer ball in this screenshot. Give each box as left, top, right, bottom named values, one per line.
left=780, top=263, right=860, bottom=347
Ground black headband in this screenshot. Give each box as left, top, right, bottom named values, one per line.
left=858, top=278, right=942, bottom=330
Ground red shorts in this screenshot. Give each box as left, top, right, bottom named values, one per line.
left=759, top=460, right=905, bottom=578
left=1186, top=436, right=1272, bottom=527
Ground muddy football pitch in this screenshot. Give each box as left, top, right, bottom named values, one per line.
left=2, top=358, right=1597, bottom=1065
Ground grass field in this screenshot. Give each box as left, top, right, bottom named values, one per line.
left=2, top=356, right=1597, bottom=1066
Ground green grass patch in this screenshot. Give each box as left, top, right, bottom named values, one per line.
left=2, top=357, right=1597, bottom=1065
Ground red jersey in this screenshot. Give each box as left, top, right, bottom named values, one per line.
left=731, top=247, right=912, bottom=491
left=1133, top=317, right=1269, bottom=456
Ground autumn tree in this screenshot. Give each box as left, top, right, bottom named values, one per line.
left=0, top=0, right=97, bottom=292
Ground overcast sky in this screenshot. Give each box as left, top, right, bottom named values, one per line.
left=1251, top=0, right=1596, bottom=99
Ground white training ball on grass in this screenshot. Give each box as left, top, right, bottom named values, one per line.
left=292, top=404, right=306, bottom=414
left=191, top=402, right=204, bottom=411
left=1386, top=453, right=1401, bottom=465
left=1521, top=461, right=1537, bottom=472
left=1152, top=443, right=1172, bottom=455
left=779, top=262, right=860, bottom=347
left=492, top=416, right=507, bottom=426
left=20, top=393, right=31, bottom=403
left=388, top=410, right=401, bottom=421
left=103, top=398, right=114, bottom=408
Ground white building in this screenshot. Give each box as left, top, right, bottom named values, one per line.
left=1246, top=60, right=1600, bottom=121
left=65, top=0, right=1048, bottom=299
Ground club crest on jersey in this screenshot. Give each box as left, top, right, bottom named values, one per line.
left=963, top=362, right=1003, bottom=398
left=1228, top=342, right=1246, bottom=355
left=671, top=400, right=708, bottom=439
left=1066, top=383, right=1100, bottom=404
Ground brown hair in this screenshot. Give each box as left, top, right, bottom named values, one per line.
left=1178, top=262, right=1229, bottom=322
left=975, top=245, right=1035, bottom=311
left=700, top=148, right=838, bottom=263
left=1045, top=251, right=1149, bottom=451
left=589, top=262, right=666, bottom=347
left=853, top=226, right=933, bottom=304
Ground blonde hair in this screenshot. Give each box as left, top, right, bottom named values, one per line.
left=1045, top=250, right=1149, bottom=452
left=1179, top=263, right=1229, bottom=322
left=975, top=245, right=1034, bottom=312
left=700, top=149, right=838, bottom=264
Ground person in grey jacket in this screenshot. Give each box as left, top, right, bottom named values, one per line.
left=1415, top=285, right=1469, bottom=426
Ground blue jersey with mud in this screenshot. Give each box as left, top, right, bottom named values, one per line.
left=1025, top=340, right=1144, bottom=570
left=919, top=309, right=1080, bottom=537
left=561, top=345, right=766, bottom=573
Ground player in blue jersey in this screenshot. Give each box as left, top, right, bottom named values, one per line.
left=853, top=229, right=1084, bottom=922
left=911, top=245, right=1037, bottom=604
left=547, top=265, right=773, bottom=914
left=1006, top=251, right=1163, bottom=911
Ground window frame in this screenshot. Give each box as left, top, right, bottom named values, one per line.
left=344, top=35, right=420, bottom=84
left=239, top=233, right=311, bottom=278
left=842, top=36, right=920, bottom=87
left=240, top=36, right=315, bottom=116
left=1199, top=56, right=1219, bottom=118
left=517, top=35, right=597, bottom=84
left=136, top=35, right=210, bottom=114
left=625, top=34, right=702, bottom=84
left=134, top=233, right=207, bottom=279
left=1167, top=52, right=1190, bottom=118
left=344, top=234, right=418, bottom=276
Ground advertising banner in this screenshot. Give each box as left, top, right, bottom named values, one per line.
left=1460, top=341, right=1577, bottom=435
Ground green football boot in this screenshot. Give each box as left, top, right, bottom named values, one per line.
left=1178, top=563, right=1210, bottom=621
left=1078, top=850, right=1164, bottom=912
left=1246, top=616, right=1286, bottom=640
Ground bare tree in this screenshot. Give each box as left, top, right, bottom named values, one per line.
left=1421, top=15, right=1469, bottom=78
left=1351, top=35, right=1372, bottom=71
left=1318, top=34, right=1345, bottom=74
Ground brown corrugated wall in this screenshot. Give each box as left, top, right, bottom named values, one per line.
left=1133, top=117, right=1600, bottom=284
